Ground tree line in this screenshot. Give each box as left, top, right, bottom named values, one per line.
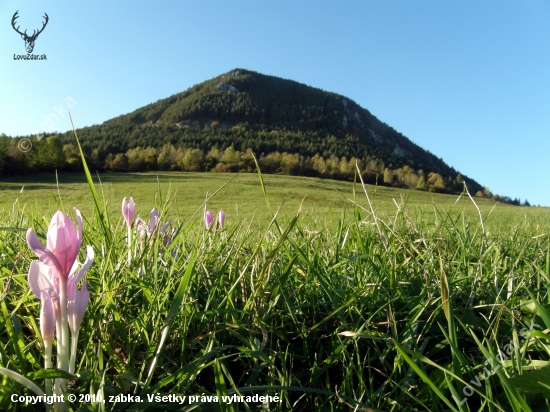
left=0, top=135, right=531, bottom=206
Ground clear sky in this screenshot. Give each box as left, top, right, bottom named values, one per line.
left=1, top=1, right=549, bottom=206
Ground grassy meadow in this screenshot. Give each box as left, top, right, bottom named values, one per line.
left=0, top=170, right=549, bottom=411
left=0, top=172, right=547, bottom=229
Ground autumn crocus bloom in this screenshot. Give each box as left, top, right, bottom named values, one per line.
left=123, top=197, right=136, bottom=264
left=26, top=209, right=83, bottom=280
left=122, top=197, right=136, bottom=228
left=205, top=211, right=214, bottom=229
left=28, top=244, right=94, bottom=377
left=136, top=208, right=173, bottom=253
left=137, top=209, right=156, bottom=238
left=218, top=210, right=225, bottom=229
left=25, top=208, right=90, bottom=404
left=137, top=208, right=159, bottom=239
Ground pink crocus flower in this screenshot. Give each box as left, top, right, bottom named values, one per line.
left=218, top=210, right=225, bottom=229
left=122, top=197, right=136, bottom=228
left=26, top=209, right=83, bottom=280
left=136, top=208, right=173, bottom=250
left=205, top=211, right=214, bottom=229
left=28, top=244, right=94, bottom=379
left=26, top=208, right=94, bottom=392
left=136, top=208, right=170, bottom=238
left=123, top=197, right=137, bottom=264
left=136, top=208, right=157, bottom=239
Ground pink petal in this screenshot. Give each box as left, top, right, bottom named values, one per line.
left=26, top=229, right=63, bottom=278
left=74, top=207, right=83, bottom=249
left=69, top=246, right=94, bottom=287
left=28, top=260, right=57, bottom=300
left=128, top=198, right=136, bottom=225
left=45, top=211, right=60, bottom=252
left=122, top=198, right=128, bottom=221
left=205, top=211, right=214, bottom=229
left=40, top=292, right=55, bottom=342
left=46, top=211, right=79, bottom=278
left=122, top=198, right=136, bottom=227
left=160, top=219, right=172, bottom=234
left=68, top=281, right=89, bottom=334
left=150, top=209, right=159, bottom=231
left=68, top=257, right=80, bottom=278
left=67, top=276, right=77, bottom=301
left=78, top=282, right=90, bottom=320
left=218, top=210, right=226, bottom=228
left=136, top=217, right=146, bottom=233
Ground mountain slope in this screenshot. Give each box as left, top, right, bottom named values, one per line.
left=54, top=69, right=481, bottom=192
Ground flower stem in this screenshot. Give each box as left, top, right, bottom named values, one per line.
left=44, top=340, right=53, bottom=412
left=127, top=226, right=132, bottom=265
left=54, top=301, right=63, bottom=408
left=58, top=277, right=69, bottom=403
left=69, top=331, right=79, bottom=375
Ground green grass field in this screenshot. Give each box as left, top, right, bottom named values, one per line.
left=1, top=172, right=547, bottom=230
left=0, top=170, right=549, bottom=411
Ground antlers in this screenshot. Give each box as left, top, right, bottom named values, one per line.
left=11, top=11, right=49, bottom=40
left=33, top=13, right=49, bottom=39
left=11, top=11, right=25, bottom=36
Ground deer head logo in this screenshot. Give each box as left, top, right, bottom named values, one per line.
left=11, top=11, right=49, bottom=54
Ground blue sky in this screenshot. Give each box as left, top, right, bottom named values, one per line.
left=1, top=1, right=549, bottom=206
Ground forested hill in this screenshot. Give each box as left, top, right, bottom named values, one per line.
left=72, top=68, right=462, bottom=177
left=4, top=68, right=499, bottom=198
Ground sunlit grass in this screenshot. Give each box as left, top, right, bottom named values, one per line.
left=0, top=168, right=549, bottom=411
left=1, top=172, right=547, bottom=230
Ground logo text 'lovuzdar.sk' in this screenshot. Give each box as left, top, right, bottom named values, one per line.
left=14, top=54, right=47, bottom=60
